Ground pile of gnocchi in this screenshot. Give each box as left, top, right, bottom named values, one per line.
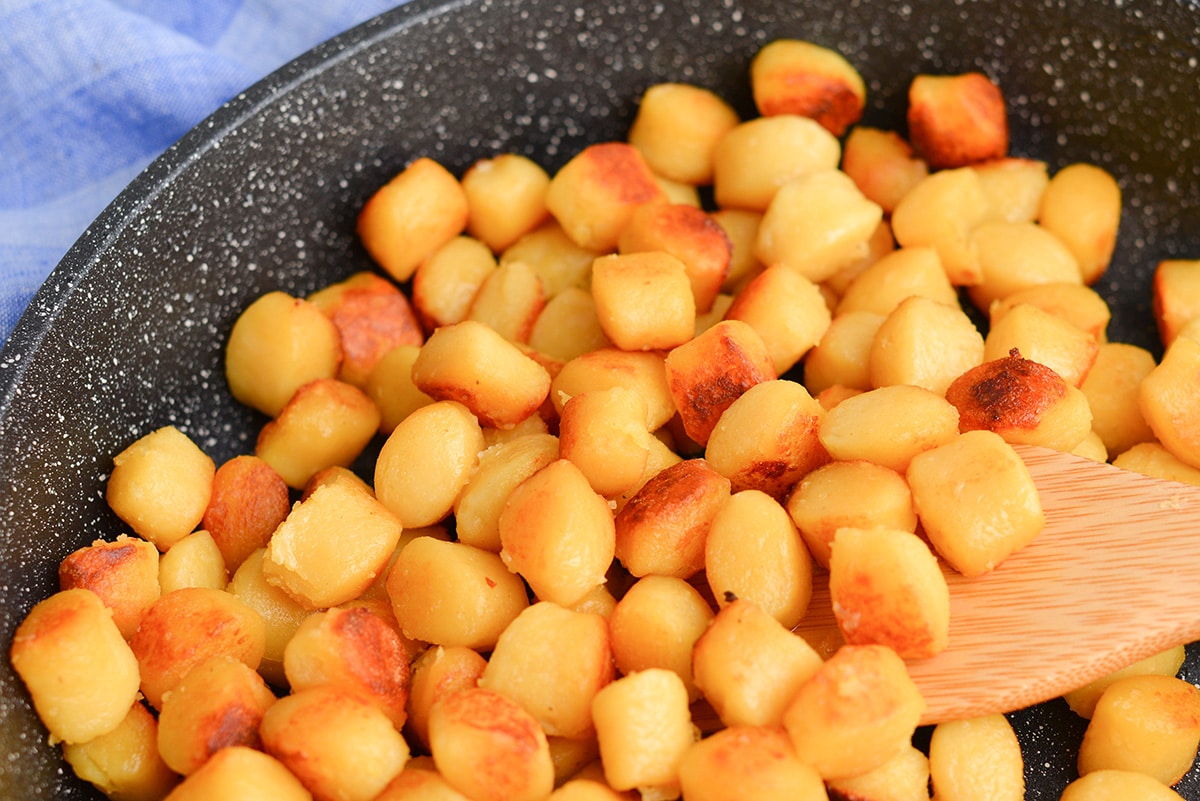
left=12, top=37, right=1200, bottom=801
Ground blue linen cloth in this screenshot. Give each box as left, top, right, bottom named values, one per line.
left=0, top=0, right=406, bottom=344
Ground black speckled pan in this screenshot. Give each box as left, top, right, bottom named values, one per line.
left=2, top=0, right=1199, bottom=797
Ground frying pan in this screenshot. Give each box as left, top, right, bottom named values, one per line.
left=2, top=0, right=1199, bottom=797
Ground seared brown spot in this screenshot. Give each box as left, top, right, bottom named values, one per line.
left=585, top=142, right=663, bottom=204
left=332, top=607, right=409, bottom=700
left=58, top=543, right=137, bottom=588
left=759, top=73, right=864, bottom=136
left=946, top=349, right=1065, bottom=432
left=203, top=703, right=264, bottom=756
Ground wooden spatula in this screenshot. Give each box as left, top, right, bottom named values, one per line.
left=796, top=443, right=1200, bottom=726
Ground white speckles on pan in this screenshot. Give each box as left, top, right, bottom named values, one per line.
left=0, top=0, right=1199, bottom=798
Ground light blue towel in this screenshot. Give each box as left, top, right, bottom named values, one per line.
left=0, top=0, right=405, bottom=343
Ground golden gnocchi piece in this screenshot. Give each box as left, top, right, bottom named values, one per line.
left=591, top=668, right=695, bottom=798
left=973, top=157, right=1050, bottom=224
left=691, top=599, right=823, bottom=729
left=387, top=536, right=528, bottom=651
left=906, top=430, right=1045, bottom=577
left=929, top=714, right=1025, bottom=801
left=983, top=302, right=1099, bottom=388
left=529, top=286, right=612, bottom=362
left=627, top=82, right=741, bottom=185
left=161, top=746, right=312, bottom=801
left=618, top=203, right=732, bottom=314
left=724, top=264, right=832, bottom=375
left=705, top=489, right=813, bottom=630
left=264, top=475, right=402, bottom=609
left=665, top=319, right=776, bottom=446
left=57, top=534, right=160, bottom=640
left=129, top=586, right=266, bottom=710
left=835, top=245, right=957, bottom=317
left=712, top=115, right=841, bottom=212
left=462, top=153, right=551, bottom=253
left=829, top=526, right=950, bottom=659
left=1038, top=163, right=1121, bottom=285
left=500, top=220, right=599, bottom=299
left=406, top=645, right=489, bottom=753
left=710, top=208, right=765, bottom=292
left=308, top=271, right=424, bottom=389
left=106, top=425, right=216, bottom=552
left=840, top=126, right=929, bottom=214
left=256, top=377, right=381, bottom=489
left=1153, top=259, right=1200, bottom=349
left=429, top=688, right=555, bottom=801
left=868, top=295, right=985, bottom=396
left=678, top=725, right=827, bottom=801
left=357, top=156, right=470, bottom=283
left=412, top=320, right=551, bottom=430
left=890, top=167, right=991, bottom=286
left=559, top=386, right=659, bottom=499
left=478, top=601, right=615, bottom=739
left=1141, top=332, right=1200, bottom=470
left=705, top=379, right=828, bottom=499
left=202, top=454, right=290, bottom=572
left=411, top=235, right=498, bottom=331
left=224, top=290, right=343, bottom=418
left=158, top=529, right=227, bottom=593
left=465, top=260, right=547, bottom=343
left=907, top=72, right=1009, bottom=169
left=1079, top=342, right=1157, bottom=458
left=551, top=347, right=676, bottom=431
left=156, top=655, right=276, bottom=775
left=1063, top=645, right=1187, bottom=720
left=545, top=141, right=667, bottom=252
left=946, top=349, right=1094, bottom=453
left=374, top=767, right=475, bottom=801
left=783, top=644, right=924, bottom=781
left=785, top=459, right=917, bottom=569
left=1111, top=441, right=1200, bottom=488
left=61, top=701, right=179, bottom=801
left=988, top=281, right=1112, bottom=342
left=261, top=685, right=410, bottom=801
left=818, top=384, right=960, bottom=473
left=750, top=39, right=866, bottom=136
left=966, top=219, right=1083, bottom=311
left=825, top=744, right=931, bottom=801
left=10, top=588, right=142, bottom=744
left=1059, top=770, right=1187, bottom=801
left=454, top=432, right=559, bottom=552
left=1077, top=674, right=1200, bottom=786
left=802, top=311, right=886, bottom=397
left=609, top=575, right=714, bottom=702
left=226, top=548, right=312, bottom=688
left=590, top=251, right=697, bottom=351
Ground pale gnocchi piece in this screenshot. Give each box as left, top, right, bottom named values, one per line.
left=202, top=454, right=291, bottom=572
left=478, top=602, right=615, bottom=739
left=591, top=668, right=695, bottom=798
left=691, top=599, right=823, bottom=729
left=802, top=311, right=886, bottom=397
left=835, top=245, right=957, bottom=317
left=1038, top=162, right=1122, bottom=285
left=840, top=126, right=929, bottom=214
left=783, top=644, right=924, bottom=781
left=1112, top=441, right=1200, bottom=488
left=906, top=72, right=1009, bottom=169
left=817, top=384, right=960, bottom=473
left=705, top=379, right=828, bottom=499
left=224, top=290, right=343, bottom=418
left=973, top=157, right=1050, bottom=224
left=613, top=458, right=732, bottom=580
left=946, top=350, right=1094, bottom=453
left=462, top=153, right=552, bottom=252
left=750, top=38, right=866, bottom=136
left=988, top=281, right=1112, bottom=342
left=868, top=295, right=985, bottom=396
left=374, top=767, right=475, bottom=801
left=454, top=432, right=560, bottom=552
left=428, top=688, right=555, bottom=801
left=10, top=588, right=142, bottom=744
left=785, top=459, right=917, bottom=569
left=591, top=251, right=697, bottom=351
left=825, top=744, right=931, bottom=801
left=374, top=400, right=485, bottom=527
left=710, top=208, right=765, bottom=292
left=617, top=203, right=732, bottom=314
left=412, top=320, right=551, bottom=430
left=755, top=168, right=883, bottom=283
left=712, top=115, right=842, bottom=212
left=1140, top=335, right=1200, bottom=469
left=161, top=746, right=312, bottom=801
left=226, top=548, right=312, bottom=688
left=498, top=458, right=616, bottom=607
left=723, top=264, right=832, bottom=375
left=966, top=219, right=1083, bottom=311
left=821, top=218, right=897, bottom=299
left=678, top=725, right=828, bottom=801
left=545, top=141, right=667, bottom=252
left=983, top=302, right=1099, bottom=388
left=559, top=387, right=659, bottom=499
left=929, top=714, right=1025, bottom=801
left=357, top=156, right=470, bottom=283
left=406, top=645, right=488, bottom=753
left=829, top=527, right=950, bottom=659
left=387, top=537, right=528, bottom=651
left=106, top=425, right=216, bottom=552
left=158, top=529, right=227, bottom=593
left=1153, top=259, right=1200, bottom=349
left=906, top=429, right=1045, bottom=577
left=1079, top=342, right=1157, bottom=458
left=529, top=286, right=612, bottom=362
left=890, top=167, right=991, bottom=286
left=57, top=534, right=160, bottom=640
left=609, top=575, right=714, bottom=702
left=627, top=82, right=740, bottom=186
left=706, top=489, right=813, bottom=629
left=500, top=220, right=599, bottom=299
left=665, top=319, right=776, bottom=446
left=129, top=586, right=266, bottom=710
left=261, top=685, right=410, bottom=801
left=465, top=260, right=547, bottom=343
left=550, top=347, right=676, bottom=431
left=366, top=344, right=435, bottom=434
left=1077, top=674, right=1200, bottom=786
left=411, top=234, right=498, bottom=331
left=61, top=701, right=179, bottom=801
left=264, top=476, right=402, bottom=609
left=156, top=655, right=276, bottom=776
left=1063, top=644, right=1187, bottom=719
left=1059, top=770, right=1187, bottom=801
left=283, top=605, right=411, bottom=729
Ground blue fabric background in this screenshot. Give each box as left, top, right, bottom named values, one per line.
left=0, top=0, right=406, bottom=343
